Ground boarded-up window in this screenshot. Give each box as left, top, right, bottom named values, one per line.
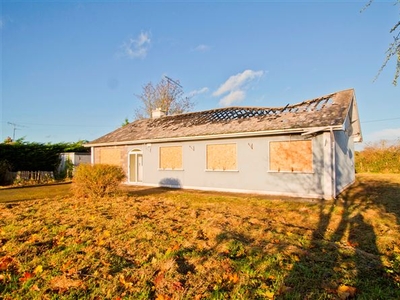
left=206, top=144, right=237, bottom=171
left=269, top=140, right=312, bottom=172
left=159, top=146, right=182, bottom=169
left=100, top=148, right=121, bottom=165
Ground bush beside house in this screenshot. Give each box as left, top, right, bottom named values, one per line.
left=72, top=164, right=125, bottom=199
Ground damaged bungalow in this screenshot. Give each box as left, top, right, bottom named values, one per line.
left=85, top=88, right=362, bottom=199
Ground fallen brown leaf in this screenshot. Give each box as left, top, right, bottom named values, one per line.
left=0, top=256, right=16, bottom=271
left=50, top=275, right=82, bottom=291
left=156, top=294, right=172, bottom=300
left=337, top=285, right=357, bottom=299
left=173, top=281, right=184, bottom=291
left=19, top=272, right=33, bottom=282
left=30, top=284, right=40, bottom=291
left=154, top=272, right=165, bottom=287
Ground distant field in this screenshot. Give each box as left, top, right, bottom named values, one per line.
left=0, top=174, right=399, bottom=299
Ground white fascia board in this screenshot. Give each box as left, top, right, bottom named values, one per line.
left=84, top=127, right=327, bottom=147
left=301, top=126, right=342, bottom=137
left=342, top=113, right=362, bottom=143
left=350, top=94, right=363, bottom=143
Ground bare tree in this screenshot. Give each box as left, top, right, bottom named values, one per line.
left=134, top=77, right=195, bottom=119
left=365, top=0, right=400, bottom=85
left=380, top=17, right=399, bottom=85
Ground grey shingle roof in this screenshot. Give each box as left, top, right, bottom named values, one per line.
left=87, top=89, right=359, bottom=146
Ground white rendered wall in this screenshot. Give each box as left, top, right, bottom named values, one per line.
left=123, top=134, right=332, bottom=199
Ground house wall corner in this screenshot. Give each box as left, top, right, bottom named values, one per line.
left=322, top=131, right=335, bottom=199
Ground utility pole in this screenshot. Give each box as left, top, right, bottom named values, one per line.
left=7, top=122, right=26, bottom=141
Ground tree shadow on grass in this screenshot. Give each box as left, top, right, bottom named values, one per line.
left=121, top=178, right=182, bottom=198
left=119, top=175, right=400, bottom=298
left=358, top=176, right=400, bottom=226
left=281, top=177, right=400, bottom=299
left=121, top=186, right=176, bottom=198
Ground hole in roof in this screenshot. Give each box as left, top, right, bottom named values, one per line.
left=314, top=97, right=333, bottom=111
left=191, top=98, right=335, bottom=125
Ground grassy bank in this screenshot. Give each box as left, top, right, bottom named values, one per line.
left=0, top=174, right=399, bottom=299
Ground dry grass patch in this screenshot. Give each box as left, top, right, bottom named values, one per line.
left=0, top=174, right=399, bottom=299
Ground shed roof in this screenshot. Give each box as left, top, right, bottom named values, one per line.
left=87, top=88, right=362, bottom=146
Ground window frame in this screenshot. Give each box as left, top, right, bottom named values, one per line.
left=268, top=139, right=314, bottom=173
left=205, top=143, right=238, bottom=172
left=158, top=146, right=183, bottom=171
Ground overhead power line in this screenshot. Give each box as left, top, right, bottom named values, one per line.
left=361, top=117, right=400, bottom=124
left=3, top=121, right=110, bottom=128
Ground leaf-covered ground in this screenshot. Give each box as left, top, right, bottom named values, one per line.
left=1, top=174, right=400, bottom=299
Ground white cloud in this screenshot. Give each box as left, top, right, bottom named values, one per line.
left=0, top=17, right=6, bottom=30
left=213, top=69, right=264, bottom=106
left=368, top=128, right=400, bottom=142
left=213, top=70, right=264, bottom=96
left=0, top=15, right=14, bottom=30
left=120, top=31, right=151, bottom=59
left=219, top=90, right=246, bottom=107
left=187, top=87, right=209, bottom=98
left=194, top=44, right=211, bottom=52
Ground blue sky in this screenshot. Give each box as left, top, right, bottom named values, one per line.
left=1, top=0, right=399, bottom=149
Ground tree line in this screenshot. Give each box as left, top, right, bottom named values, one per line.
left=355, top=140, right=400, bottom=173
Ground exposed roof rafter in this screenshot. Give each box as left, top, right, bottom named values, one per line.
left=86, top=89, right=362, bottom=146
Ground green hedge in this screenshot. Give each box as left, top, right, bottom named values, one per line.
left=0, top=140, right=89, bottom=172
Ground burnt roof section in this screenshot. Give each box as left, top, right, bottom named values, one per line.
left=88, top=89, right=357, bottom=145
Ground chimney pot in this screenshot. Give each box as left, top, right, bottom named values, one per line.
left=152, top=108, right=166, bottom=119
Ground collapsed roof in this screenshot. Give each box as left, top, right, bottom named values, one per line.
left=87, top=88, right=362, bottom=146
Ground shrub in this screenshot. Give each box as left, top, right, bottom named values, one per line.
left=356, top=140, right=400, bottom=173
left=72, top=164, right=125, bottom=199
left=56, top=157, right=74, bottom=180
left=0, top=160, right=12, bottom=186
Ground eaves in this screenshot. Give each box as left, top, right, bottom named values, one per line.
left=84, top=125, right=344, bottom=148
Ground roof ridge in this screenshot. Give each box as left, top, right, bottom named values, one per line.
left=156, top=91, right=342, bottom=120
left=151, top=91, right=339, bottom=123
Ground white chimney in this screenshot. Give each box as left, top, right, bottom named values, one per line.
left=152, top=108, right=166, bottom=119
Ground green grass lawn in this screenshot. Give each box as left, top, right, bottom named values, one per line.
left=0, top=183, right=72, bottom=203
left=0, top=174, right=399, bottom=299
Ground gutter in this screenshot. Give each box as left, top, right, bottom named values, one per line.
left=85, top=125, right=344, bottom=148
left=330, top=126, right=337, bottom=199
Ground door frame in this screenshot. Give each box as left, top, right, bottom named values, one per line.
left=128, top=149, right=143, bottom=183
